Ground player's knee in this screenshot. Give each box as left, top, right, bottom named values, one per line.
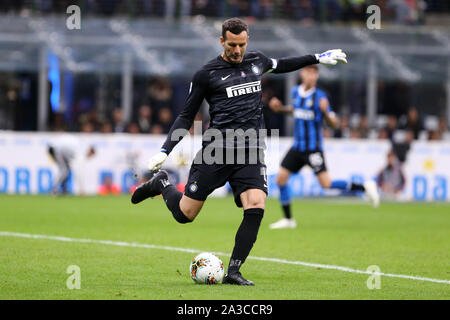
left=276, top=174, right=288, bottom=186
left=181, top=210, right=196, bottom=222
left=245, top=195, right=266, bottom=210
left=179, top=196, right=203, bottom=222
left=180, top=206, right=200, bottom=222
left=320, top=180, right=331, bottom=189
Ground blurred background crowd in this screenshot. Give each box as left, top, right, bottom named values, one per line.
left=1, top=0, right=449, bottom=25
left=0, top=0, right=449, bottom=144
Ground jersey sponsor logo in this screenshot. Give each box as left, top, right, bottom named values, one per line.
left=293, top=108, right=315, bottom=120
left=225, top=80, right=261, bottom=98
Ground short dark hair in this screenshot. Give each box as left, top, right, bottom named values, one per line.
left=222, top=18, right=248, bottom=39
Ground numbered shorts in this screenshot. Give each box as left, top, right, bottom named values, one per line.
left=184, top=159, right=268, bottom=208
left=280, top=148, right=327, bottom=175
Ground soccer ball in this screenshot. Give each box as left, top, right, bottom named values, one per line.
left=190, top=252, right=224, bottom=284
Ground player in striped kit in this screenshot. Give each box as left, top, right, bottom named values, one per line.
left=269, top=64, right=379, bottom=229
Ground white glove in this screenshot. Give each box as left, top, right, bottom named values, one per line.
left=315, top=49, right=347, bottom=66
left=148, top=151, right=168, bottom=171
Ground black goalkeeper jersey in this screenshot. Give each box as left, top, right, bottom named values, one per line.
left=196, top=51, right=274, bottom=130
left=162, top=51, right=317, bottom=154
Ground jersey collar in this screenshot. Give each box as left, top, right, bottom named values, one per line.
left=298, top=85, right=316, bottom=98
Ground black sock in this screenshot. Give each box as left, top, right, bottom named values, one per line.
left=228, top=208, right=264, bottom=274
left=161, top=185, right=192, bottom=224
left=350, top=183, right=365, bottom=192
left=282, top=204, right=292, bottom=219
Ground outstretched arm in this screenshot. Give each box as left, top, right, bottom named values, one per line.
left=265, top=49, right=347, bottom=74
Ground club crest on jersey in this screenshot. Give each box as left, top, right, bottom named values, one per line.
left=189, top=183, right=198, bottom=193
left=240, top=71, right=246, bottom=78
left=306, top=99, right=314, bottom=108
left=251, top=64, right=260, bottom=75
left=225, top=81, right=262, bottom=98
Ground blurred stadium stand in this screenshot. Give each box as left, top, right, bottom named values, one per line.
left=0, top=0, right=449, bottom=143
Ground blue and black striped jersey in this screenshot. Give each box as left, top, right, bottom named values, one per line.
left=291, top=85, right=331, bottom=152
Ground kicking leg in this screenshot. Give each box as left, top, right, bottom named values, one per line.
left=317, top=171, right=379, bottom=207
left=131, top=170, right=204, bottom=222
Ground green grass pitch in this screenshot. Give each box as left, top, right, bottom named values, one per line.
left=0, top=194, right=449, bottom=300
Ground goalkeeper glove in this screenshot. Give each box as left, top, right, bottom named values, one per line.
left=315, top=49, right=347, bottom=66
left=148, top=150, right=168, bottom=171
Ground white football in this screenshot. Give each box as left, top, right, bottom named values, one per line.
left=190, top=252, right=224, bottom=284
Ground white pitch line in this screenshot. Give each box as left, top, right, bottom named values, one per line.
left=1, top=231, right=449, bottom=286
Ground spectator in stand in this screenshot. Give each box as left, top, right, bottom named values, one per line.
left=378, top=127, right=389, bottom=140
left=428, top=130, right=440, bottom=140
left=157, top=107, right=174, bottom=133
left=78, top=110, right=101, bottom=132
left=147, top=77, right=173, bottom=113
left=127, top=122, right=141, bottom=134
left=350, top=127, right=361, bottom=139
left=98, top=175, right=121, bottom=195
left=136, top=105, right=153, bottom=133
left=80, top=120, right=95, bottom=133
left=357, top=115, right=370, bottom=139
left=385, top=115, right=398, bottom=141
left=333, top=114, right=350, bottom=138
left=112, top=108, right=127, bottom=133
left=437, top=116, right=448, bottom=139
left=100, top=121, right=113, bottom=133
left=377, top=150, right=406, bottom=199
left=151, top=124, right=164, bottom=134
left=399, top=107, right=423, bottom=139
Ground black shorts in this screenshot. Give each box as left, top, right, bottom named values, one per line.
left=280, top=148, right=327, bottom=174
left=184, top=148, right=268, bottom=208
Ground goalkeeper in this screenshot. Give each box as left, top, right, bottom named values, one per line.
left=131, top=18, right=347, bottom=285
